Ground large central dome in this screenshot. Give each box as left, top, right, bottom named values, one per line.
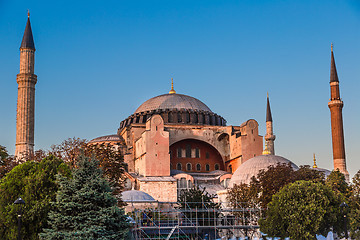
left=135, top=93, right=212, bottom=114
left=118, top=86, right=227, bottom=130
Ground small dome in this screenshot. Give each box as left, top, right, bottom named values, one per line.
left=135, top=93, right=212, bottom=114
left=229, top=155, right=298, bottom=187
left=313, top=167, right=332, bottom=178
left=121, top=190, right=156, bottom=202
left=89, top=134, right=123, bottom=143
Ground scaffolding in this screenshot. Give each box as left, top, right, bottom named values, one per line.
left=127, top=202, right=263, bottom=240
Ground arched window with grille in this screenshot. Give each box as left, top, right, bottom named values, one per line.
left=215, top=163, right=220, bottom=170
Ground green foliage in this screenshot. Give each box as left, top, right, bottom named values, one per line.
left=40, top=154, right=129, bottom=240
left=326, top=170, right=351, bottom=198
left=177, top=186, right=220, bottom=226
left=247, top=163, right=324, bottom=208
left=0, top=145, right=9, bottom=162
left=349, top=170, right=360, bottom=238
left=259, top=180, right=343, bottom=239
left=50, top=138, right=127, bottom=197
left=0, top=155, right=71, bottom=240
left=226, top=181, right=261, bottom=238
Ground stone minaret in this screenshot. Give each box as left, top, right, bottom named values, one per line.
left=328, top=44, right=349, bottom=180
left=263, top=93, right=275, bottom=155
left=15, top=12, right=37, bottom=158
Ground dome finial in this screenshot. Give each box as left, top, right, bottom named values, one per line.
left=262, top=141, right=271, bottom=155
left=312, top=153, right=318, bottom=168
left=331, top=43, right=333, bottom=52
left=169, top=78, right=176, bottom=94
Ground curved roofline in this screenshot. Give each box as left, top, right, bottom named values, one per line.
left=134, top=93, right=212, bottom=114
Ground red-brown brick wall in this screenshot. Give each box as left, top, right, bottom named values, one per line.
left=170, top=139, right=224, bottom=172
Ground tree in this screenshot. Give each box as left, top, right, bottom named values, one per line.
left=326, top=170, right=351, bottom=198
left=259, top=180, right=343, bottom=239
left=49, top=138, right=126, bottom=197
left=0, top=145, right=9, bottom=162
left=253, top=163, right=296, bottom=208
left=226, top=181, right=261, bottom=238
left=349, top=170, right=360, bottom=239
left=177, top=186, right=220, bottom=227
left=40, top=154, right=129, bottom=239
left=0, top=155, right=71, bottom=240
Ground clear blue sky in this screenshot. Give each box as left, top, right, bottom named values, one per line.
left=1, top=0, right=359, bottom=177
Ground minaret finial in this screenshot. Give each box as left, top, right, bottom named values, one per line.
left=169, top=78, right=176, bottom=94
left=312, top=153, right=318, bottom=168
left=331, top=43, right=333, bottom=52
left=27, top=10, right=30, bottom=18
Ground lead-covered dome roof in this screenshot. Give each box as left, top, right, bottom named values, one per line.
left=121, top=190, right=156, bottom=202
left=119, top=91, right=226, bottom=130
left=135, top=93, right=212, bottom=113
left=229, top=155, right=298, bottom=187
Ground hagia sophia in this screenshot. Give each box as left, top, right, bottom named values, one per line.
left=14, top=14, right=349, bottom=203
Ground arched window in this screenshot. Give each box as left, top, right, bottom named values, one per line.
left=185, top=112, right=190, bottom=123
left=186, top=163, right=192, bottom=171
left=168, top=112, right=173, bottom=123
left=186, top=145, right=191, bottom=158
left=177, top=148, right=182, bottom=158
left=196, top=163, right=201, bottom=171
left=177, top=163, right=182, bottom=171
left=188, top=180, right=193, bottom=188
left=178, top=177, right=187, bottom=189
left=195, top=148, right=200, bottom=158
left=177, top=112, right=182, bottom=123
left=205, top=164, right=210, bottom=172
left=215, top=164, right=220, bottom=170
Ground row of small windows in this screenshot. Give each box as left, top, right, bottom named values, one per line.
left=176, top=145, right=209, bottom=159
left=175, top=163, right=220, bottom=172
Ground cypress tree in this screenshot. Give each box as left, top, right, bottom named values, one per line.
left=40, top=154, right=129, bottom=240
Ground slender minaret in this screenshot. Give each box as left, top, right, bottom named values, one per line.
left=263, top=93, right=275, bottom=155
left=15, top=11, right=37, bottom=158
left=328, top=44, right=349, bottom=181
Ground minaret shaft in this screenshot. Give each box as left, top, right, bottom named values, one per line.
left=263, top=94, right=275, bottom=155
left=328, top=47, right=349, bottom=180
left=15, top=16, right=37, bottom=158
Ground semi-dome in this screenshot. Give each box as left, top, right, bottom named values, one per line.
left=135, top=93, right=212, bottom=114
left=229, top=155, right=299, bottom=187
left=121, top=190, right=156, bottom=202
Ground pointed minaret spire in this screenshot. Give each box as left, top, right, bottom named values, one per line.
left=15, top=12, right=37, bottom=159
left=330, top=43, right=338, bottom=83
left=169, top=78, right=176, bottom=94
left=263, top=93, right=275, bottom=155
left=20, top=11, right=35, bottom=50
left=266, top=92, right=272, bottom=122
